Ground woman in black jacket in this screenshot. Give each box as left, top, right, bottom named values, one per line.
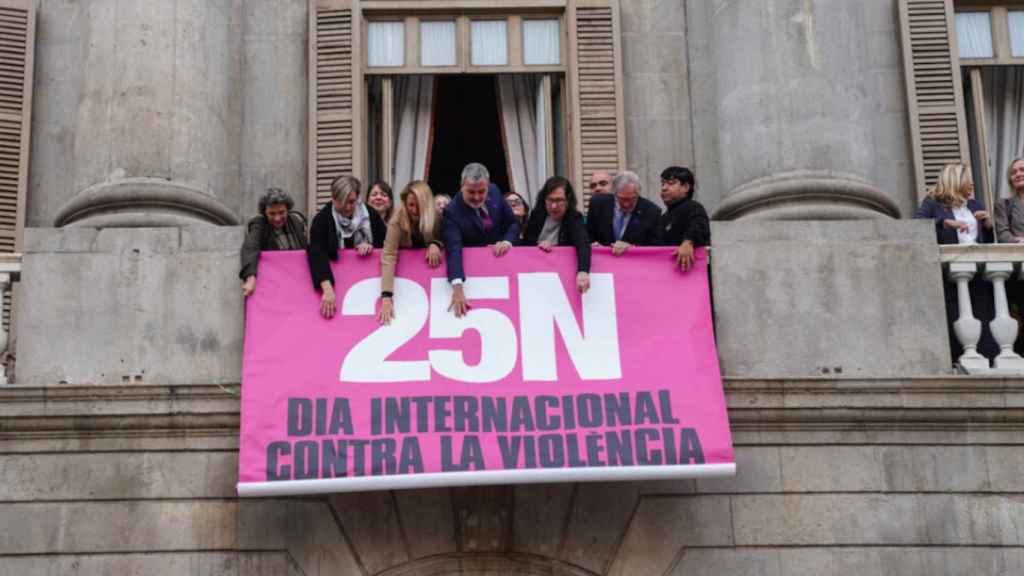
left=522, top=176, right=592, bottom=293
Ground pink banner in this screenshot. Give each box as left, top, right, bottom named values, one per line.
left=238, top=247, right=734, bottom=496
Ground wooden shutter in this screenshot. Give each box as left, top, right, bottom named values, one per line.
left=0, top=0, right=34, bottom=337
left=898, top=0, right=969, bottom=201
left=309, top=0, right=361, bottom=214
left=569, top=0, right=625, bottom=210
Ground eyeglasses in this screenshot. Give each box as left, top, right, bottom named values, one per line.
left=545, top=197, right=567, bottom=206
left=506, top=197, right=523, bottom=206
left=589, top=180, right=610, bottom=190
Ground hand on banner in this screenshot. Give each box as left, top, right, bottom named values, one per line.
left=377, top=297, right=394, bottom=325
left=425, top=244, right=442, bottom=268
left=319, top=281, right=337, bottom=318
left=538, top=240, right=554, bottom=252
left=612, top=240, right=631, bottom=256
left=675, top=240, right=695, bottom=271
left=448, top=284, right=470, bottom=318
left=576, top=271, right=590, bottom=293
left=356, top=243, right=374, bottom=257
left=493, top=240, right=512, bottom=257
left=242, top=276, right=256, bottom=298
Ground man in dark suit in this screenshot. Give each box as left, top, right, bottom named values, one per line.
left=586, top=170, right=661, bottom=255
left=307, top=175, right=387, bottom=318
left=443, top=162, right=521, bottom=317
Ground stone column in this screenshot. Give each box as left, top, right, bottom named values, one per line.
left=711, top=0, right=900, bottom=220
left=54, top=0, right=240, bottom=227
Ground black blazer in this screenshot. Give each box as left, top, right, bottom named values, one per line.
left=442, top=184, right=521, bottom=282
left=586, top=193, right=661, bottom=246
left=914, top=197, right=993, bottom=245
left=522, top=208, right=591, bottom=273
left=656, top=197, right=710, bottom=247
left=306, top=201, right=386, bottom=290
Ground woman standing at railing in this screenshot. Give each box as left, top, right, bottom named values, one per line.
left=914, top=163, right=998, bottom=362
left=377, top=180, right=444, bottom=325
left=995, top=157, right=1024, bottom=244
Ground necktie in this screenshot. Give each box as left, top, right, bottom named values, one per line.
left=478, top=207, right=493, bottom=233
left=613, top=210, right=625, bottom=241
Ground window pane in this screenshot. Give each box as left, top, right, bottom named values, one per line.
left=956, top=12, right=994, bottom=59
left=523, top=19, right=560, bottom=65
left=368, top=21, right=404, bottom=67
left=421, top=21, right=456, bottom=67
left=471, top=20, right=508, bottom=66
left=1010, top=11, right=1024, bottom=57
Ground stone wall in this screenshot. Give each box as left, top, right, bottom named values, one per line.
left=2, top=378, right=1022, bottom=575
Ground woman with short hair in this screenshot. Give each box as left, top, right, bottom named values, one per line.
left=377, top=181, right=444, bottom=324
left=522, top=176, right=591, bottom=293
left=995, top=157, right=1024, bottom=244
left=239, top=188, right=307, bottom=297
left=367, top=180, right=394, bottom=223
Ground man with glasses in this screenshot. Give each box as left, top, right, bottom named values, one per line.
left=586, top=170, right=661, bottom=255
left=588, top=170, right=614, bottom=196
left=656, top=166, right=710, bottom=271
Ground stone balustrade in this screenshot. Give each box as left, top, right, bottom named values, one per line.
left=940, top=244, right=1024, bottom=374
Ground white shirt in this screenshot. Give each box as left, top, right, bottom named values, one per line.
left=952, top=204, right=978, bottom=244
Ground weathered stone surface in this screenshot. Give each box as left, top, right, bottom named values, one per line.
left=329, top=491, right=409, bottom=574
left=17, top=228, right=245, bottom=385
left=453, top=485, right=514, bottom=552
left=395, top=488, right=458, bottom=559
left=512, top=483, right=574, bottom=557
left=697, top=447, right=782, bottom=494
left=711, top=221, right=951, bottom=378
left=0, top=551, right=301, bottom=576
left=559, top=482, right=641, bottom=574
left=607, top=496, right=734, bottom=576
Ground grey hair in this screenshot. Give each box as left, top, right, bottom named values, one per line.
left=330, top=175, right=362, bottom=201
left=258, top=187, right=294, bottom=214
left=612, top=170, right=642, bottom=195
left=460, top=162, right=490, bottom=185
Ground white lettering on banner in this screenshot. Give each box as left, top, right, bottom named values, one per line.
left=428, top=277, right=518, bottom=383
left=339, top=278, right=431, bottom=382
left=338, top=274, right=622, bottom=383
left=518, top=273, right=621, bottom=380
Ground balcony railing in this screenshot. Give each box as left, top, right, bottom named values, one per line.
left=0, top=252, right=21, bottom=383
left=940, top=244, right=1024, bottom=374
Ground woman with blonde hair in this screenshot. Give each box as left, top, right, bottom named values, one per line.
left=914, top=163, right=992, bottom=245
left=995, top=157, right=1024, bottom=243
left=914, top=162, right=997, bottom=363
left=378, top=180, right=444, bottom=324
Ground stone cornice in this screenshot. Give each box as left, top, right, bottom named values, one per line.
left=2, top=377, right=1023, bottom=441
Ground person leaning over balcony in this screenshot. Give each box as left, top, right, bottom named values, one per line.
left=655, top=166, right=710, bottom=271
left=914, top=162, right=998, bottom=362
left=443, top=162, right=521, bottom=317
left=307, top=175, right=387, bottom=318
left=504, top=191, right=530, bottom=241
left=522, top=176, right=591, bottom=293
left=239, top=188, right=308, bottom=298
left=366, top=179, right=394, bottom=224
left=995, top=157, right=1024, bottom=244
left=377, top=180, right=444, bottom=325
left=586, top=170, right=661, bottom=255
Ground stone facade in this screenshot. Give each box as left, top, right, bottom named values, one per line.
left=4, top=1, right=1023, bottom=575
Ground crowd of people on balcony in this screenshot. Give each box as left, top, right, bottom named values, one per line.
left=239, top=161, right=711, bottom=320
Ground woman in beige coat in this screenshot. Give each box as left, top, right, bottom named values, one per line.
left=377, top=180, right=444, bottom=324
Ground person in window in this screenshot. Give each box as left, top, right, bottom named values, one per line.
left=504, top=191, right=530, bottom=241
left=586, top=170, right=661, bottom=255
left=588, top=170, right=614, bottom=196
left=307, top=175, right=387, bottom=318
left=914, top=162, right=998, bottom=363
left=366, top=180, right=394, bottom=224
left=655, top=166, right=710, bottom=271
left=995, top=157, right=1024, bottom=244
left=435, top=193, right=452, bottom=213
left=522, top=176, right=591, bottom=293
left=443, top=162, right=521, bottom=317
left=239, top=188, right=308, bottom=298
left=377, top=180, right=444, bottom=325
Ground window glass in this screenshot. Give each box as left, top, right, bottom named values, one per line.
left=523, top=20, right=560, bottom=65
left=421, top=21, right=457, bottom=66
left=1009, top=11, right=1024, bottom=57
left=956, top=12, right=994, bottom=59
left=471, top=20, right=508, bottom=66
left=368, top=21, right=404, bottom=67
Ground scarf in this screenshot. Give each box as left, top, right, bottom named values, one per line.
left=332, top=202, right=373, bottom=247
